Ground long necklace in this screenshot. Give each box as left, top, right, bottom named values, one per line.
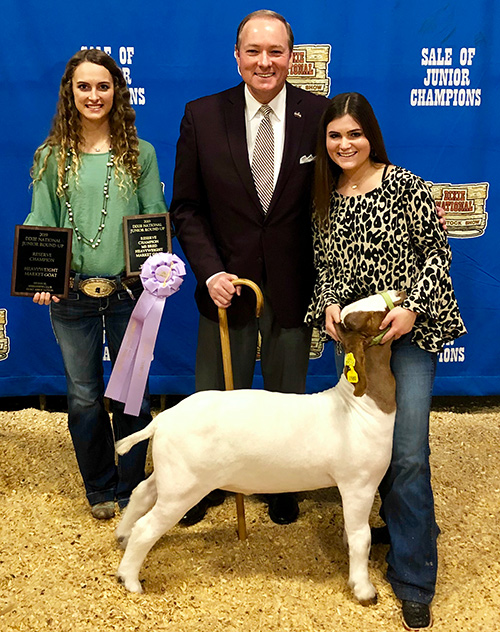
left=62, top=149, right=114, bottom=249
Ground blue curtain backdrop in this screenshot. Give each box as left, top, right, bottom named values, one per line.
left=0, top=0, right=498, bottom=397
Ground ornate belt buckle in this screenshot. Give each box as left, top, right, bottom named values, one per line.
left=78, top=277, right=117, bottom=298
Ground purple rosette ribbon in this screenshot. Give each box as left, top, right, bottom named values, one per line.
left=105, top=252, right=186, bottom=417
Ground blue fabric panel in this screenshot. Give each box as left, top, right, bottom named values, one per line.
left=0, top=0, right=498, bottom=396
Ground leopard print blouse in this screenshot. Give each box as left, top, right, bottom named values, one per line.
left=305, top=166, right=467, bottom=353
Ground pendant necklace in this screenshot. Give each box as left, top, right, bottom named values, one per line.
left=93, top=139, right=109, bottom=152
left=62, top=149, right=114, bottom=249
left=341, top=175, right=361, bottom=190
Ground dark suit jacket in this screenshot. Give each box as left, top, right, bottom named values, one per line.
left=170, top=82, right=329, bottom=327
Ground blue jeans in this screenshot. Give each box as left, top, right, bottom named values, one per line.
left=335, top=334, right=438, bottom=604
left=50, top=277, right=151, bottom=508
left=380, top=333, right=438, bottom=604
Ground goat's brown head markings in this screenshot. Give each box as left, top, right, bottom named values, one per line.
left=334, top=291, right=406, bottom=398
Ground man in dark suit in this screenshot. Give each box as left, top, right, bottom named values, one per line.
left=170, top=9, right=329, bottom=525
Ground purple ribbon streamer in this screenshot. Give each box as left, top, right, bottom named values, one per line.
left=105, top=252, right=186, bottom=417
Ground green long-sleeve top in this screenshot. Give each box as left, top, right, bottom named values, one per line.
left=25, top=139, right=168, bottom=276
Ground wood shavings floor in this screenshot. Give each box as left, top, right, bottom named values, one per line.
left=1, top=400, right=499, bottom=631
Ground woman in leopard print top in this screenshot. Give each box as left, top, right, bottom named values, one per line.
left=306, top=92, right=466, bottom=630
left=306, top=163, right=465, bottom=352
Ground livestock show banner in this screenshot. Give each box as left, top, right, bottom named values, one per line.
left=0, top=0, right=499, bottom=397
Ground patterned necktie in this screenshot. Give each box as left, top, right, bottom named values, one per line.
left=251, top=104, right=274, bottom=213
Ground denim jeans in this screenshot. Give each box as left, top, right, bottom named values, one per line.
left=335, top=333, right=438, bottom=604
left=50, top=277, right=151, bottom=508
left=380, top=333, right=438, bottom=604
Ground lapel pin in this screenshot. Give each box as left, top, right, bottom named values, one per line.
left=294, top=111, right=302, bottom=118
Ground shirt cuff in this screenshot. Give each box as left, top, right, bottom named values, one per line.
left=206, top=271, right=225, bottom=287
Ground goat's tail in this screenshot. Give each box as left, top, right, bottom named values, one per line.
left=115, top=418, right=159, bottom=456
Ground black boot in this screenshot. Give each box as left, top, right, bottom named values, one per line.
left=402, top=600, right=432, bottom=630
left=179, top=489, right=226, bottom=526
left=267, top=493, right=299, bottom=525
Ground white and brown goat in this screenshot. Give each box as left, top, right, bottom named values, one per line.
left=114, top=290, right=404, bottom=604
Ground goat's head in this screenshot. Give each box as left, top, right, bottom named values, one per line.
left=334, top=290, right=406, bottom=398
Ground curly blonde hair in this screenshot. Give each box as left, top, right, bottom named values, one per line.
left=31, top=49, right=140, bottom=195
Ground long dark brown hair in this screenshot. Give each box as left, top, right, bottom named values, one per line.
left=31, top=49, right=140, bottom=194
left=314, top=92, right=391, bottom=223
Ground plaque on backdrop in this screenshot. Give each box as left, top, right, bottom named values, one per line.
left=123, top=213, right=172, bottom=276
left=11, top=225, right=72, bottom=298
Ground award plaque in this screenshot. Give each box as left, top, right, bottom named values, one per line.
left=123, top=213, right=172, bottom=276
left=11, top=225, right=72, bottom=298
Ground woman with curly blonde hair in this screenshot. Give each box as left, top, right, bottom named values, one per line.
left=25, top=49, right=168, bottom=520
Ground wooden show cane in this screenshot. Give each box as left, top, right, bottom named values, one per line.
left=218, top=278, right=264, bottom=541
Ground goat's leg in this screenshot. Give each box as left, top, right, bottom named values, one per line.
left=117, top=487, right=212, bottom=593
left=339, top=487, right=378, bottom=605
left=115, top=474, right=158, bottom=549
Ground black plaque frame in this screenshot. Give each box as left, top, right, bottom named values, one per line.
left=123, top=212, right=172, bottom=276
left=11, top=225, right=72, bottom=298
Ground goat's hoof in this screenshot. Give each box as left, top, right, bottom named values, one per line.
left=115, top=534, right=129, bottom=550
left=359, top=593, right=378, bottom=607
left=351, top=581, right=378, bottom=606
left=117, top=573, right=144, bottom=594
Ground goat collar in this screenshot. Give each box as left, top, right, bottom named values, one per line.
left=368, top=292, right=395, bottom=347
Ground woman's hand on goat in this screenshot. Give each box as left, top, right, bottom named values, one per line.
left=379, top=306, right=416, bottom=343
left=325, top=304, right=342, bottom=341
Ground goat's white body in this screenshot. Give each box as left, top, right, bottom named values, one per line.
left=115, top=374, right=395, bottom=602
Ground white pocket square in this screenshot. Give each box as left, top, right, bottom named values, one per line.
left=299, top=154, right=315, bottom=164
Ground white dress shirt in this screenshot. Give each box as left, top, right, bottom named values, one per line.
left=244, top=84, right=287, bottom=189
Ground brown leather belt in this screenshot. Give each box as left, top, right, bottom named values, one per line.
left=69, top=275, right=140, bottom=298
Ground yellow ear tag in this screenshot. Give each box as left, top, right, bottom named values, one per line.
left=344, top=352, right=359, bottom=384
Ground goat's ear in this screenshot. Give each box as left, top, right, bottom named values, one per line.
left=392, top=289, right=407, bottom=307
left=341, top=332, right=367, bottom=398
